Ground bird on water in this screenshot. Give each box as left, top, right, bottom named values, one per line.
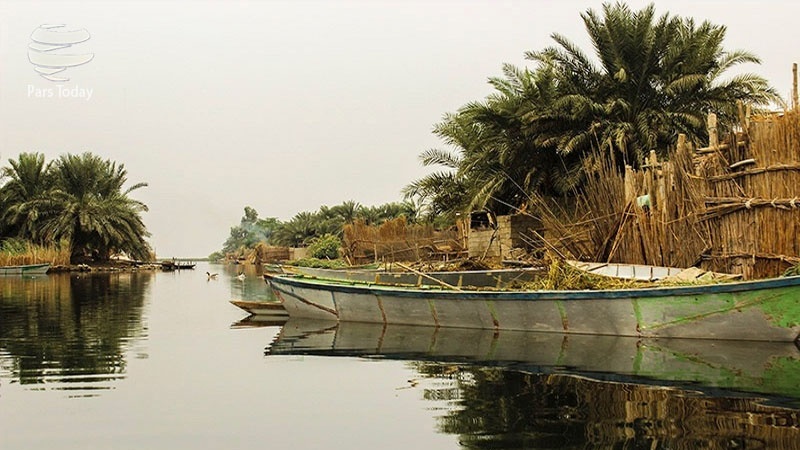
left=236, top=273, right=246, bottom=281
left=206, top=272, right=218, bottom=280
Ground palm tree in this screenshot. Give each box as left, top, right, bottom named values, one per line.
left=527, top=2, right=779, bottom=166
left=405, top=63, right=576, bottom=219
left=38, top=152, right=151, bottom=262
left=270, top=211, right=319, bottom=247
left=0, top=152, right=52, bottom=240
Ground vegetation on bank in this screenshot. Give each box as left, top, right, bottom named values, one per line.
left=0, top=152, right=151, bottom=264
left=403, top=2, right=778, bottom=219
left=214, top=3, right=780, bottom=264
left=210, top=201, right=420, bottom=261
left=0, top=239, right=71, bottom=266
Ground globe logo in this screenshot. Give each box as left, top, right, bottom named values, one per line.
left=28, top=24, right=94, bottom=82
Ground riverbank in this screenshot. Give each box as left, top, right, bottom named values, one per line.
left=47, top=262, right=163, bottom=273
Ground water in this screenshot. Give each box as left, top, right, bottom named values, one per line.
left=2, top=262, right=800, bottom=449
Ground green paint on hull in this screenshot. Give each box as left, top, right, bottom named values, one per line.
left=756, top=290, right=800, bottom=328
left=555, top=301, right=568, bottom=331
left=636, top=287, right=799, bottom=333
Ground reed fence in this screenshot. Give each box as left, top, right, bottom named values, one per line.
left=533, top=108, right=800, bottom=279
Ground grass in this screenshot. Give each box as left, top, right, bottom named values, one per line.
left=0, top=239, right=70, bottom=266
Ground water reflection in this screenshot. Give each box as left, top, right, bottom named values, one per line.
left=268, top=319, right=800, bottom=449
left=0, top=272, right=152, bottom=396
left=217, top=262, right=277, bottom=302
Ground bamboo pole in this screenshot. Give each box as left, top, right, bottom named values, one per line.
left=394, top=262, right=461, bottom=291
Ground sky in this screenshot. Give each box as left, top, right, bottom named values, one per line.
left=0, top=0, right=798, bottom=258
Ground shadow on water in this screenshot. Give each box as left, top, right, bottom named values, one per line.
left=0, top=272, right=153, bottom=396
left=267, top=319, right=800, bottom=449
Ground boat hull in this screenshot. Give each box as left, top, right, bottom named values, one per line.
left=0, top=263, right=50, bottom=276
left=265, top=274, right=800, bottom=341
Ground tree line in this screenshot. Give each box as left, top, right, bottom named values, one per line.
left=0, top=152, right=151, bottom=263
left=211, top=201, right=419, bottom=260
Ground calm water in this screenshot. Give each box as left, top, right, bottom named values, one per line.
left=2, top=263, right=800, bottom=450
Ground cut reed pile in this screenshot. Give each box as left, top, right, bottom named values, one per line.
left=521, top=254, right=644, bottom=291
left=343, top=217, right=464, bottom=264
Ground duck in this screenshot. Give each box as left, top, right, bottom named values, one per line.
left=236, top=273, right=246, bottom=281
left=206, top=272, right=218, bottom=280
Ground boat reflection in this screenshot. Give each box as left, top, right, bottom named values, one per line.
left=267, top=319, right=800, bottom=402
left=267, top=319, right=800, bottom=448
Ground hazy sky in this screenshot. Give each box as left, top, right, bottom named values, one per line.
left=1, top=1, right=798, bottom=257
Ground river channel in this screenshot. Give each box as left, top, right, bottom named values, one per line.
left=2, top=262, right=799, bottom=449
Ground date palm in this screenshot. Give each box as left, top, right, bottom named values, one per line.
left=405, top=63, right=576, bottom=218
left=528, top=2, right=779, bottom=165
left=0, top=152, right=52, bottom=240
left=38, top=153, right=151, bottom=262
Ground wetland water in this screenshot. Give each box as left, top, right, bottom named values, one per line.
left=2, top=263, right=800, bottom=449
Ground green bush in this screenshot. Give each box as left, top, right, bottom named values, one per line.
left=307, top=234, right=341, bottom=260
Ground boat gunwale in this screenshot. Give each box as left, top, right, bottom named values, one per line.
left=264, top=273, right=800, bottom=301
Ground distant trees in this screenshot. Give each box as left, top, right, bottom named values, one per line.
left=405, top=2, right=779, bottom=220
left=0, top=152, right=151, bottom=262
left=213, top=200, right=419, bottom=258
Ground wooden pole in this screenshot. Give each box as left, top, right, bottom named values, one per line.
left=793, top=63, right=798, bottom=111
left=708, top=113, right=719, bottom=149
left=394, top=262, right=462, bottom=291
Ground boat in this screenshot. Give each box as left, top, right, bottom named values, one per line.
left=267, top=319, right=800, bottom=401
left=160, top=260, right=196, bottom=270
left=279, top=264, right=544, bottom=288
left=229, top=299, right=288, bottom=318
left=0, top=263, right=50, bottom=276
left=565, top=260, right=739, bottom=282
left=566, top=260, right=684, bottom=281
left=264, top=272, right=800, bottom=342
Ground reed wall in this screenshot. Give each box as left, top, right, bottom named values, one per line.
left=539, top=110, right=800, bottom=279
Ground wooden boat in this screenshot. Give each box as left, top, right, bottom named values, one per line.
left=264, top=273, right=800, bottom=342
left=160, top=260, right=196, bottom=270
left=280, top=264, right=544, bottom=288
left=566, top=260, right=683, bottom=281
left=0, top=263, right=50, bottom=276
left=229, top=299, right=288, bottom=318
left=267, top=319, right=800, bottom=401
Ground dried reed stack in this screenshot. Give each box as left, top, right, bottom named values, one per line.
left=529, top=139, right=707, bottom=269
left=342, top=217, right=464, bottom=264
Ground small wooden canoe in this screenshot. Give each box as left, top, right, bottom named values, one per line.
left=565, top=260, right=683, bottom=281
left=0, top=263, right=50, bottom=276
